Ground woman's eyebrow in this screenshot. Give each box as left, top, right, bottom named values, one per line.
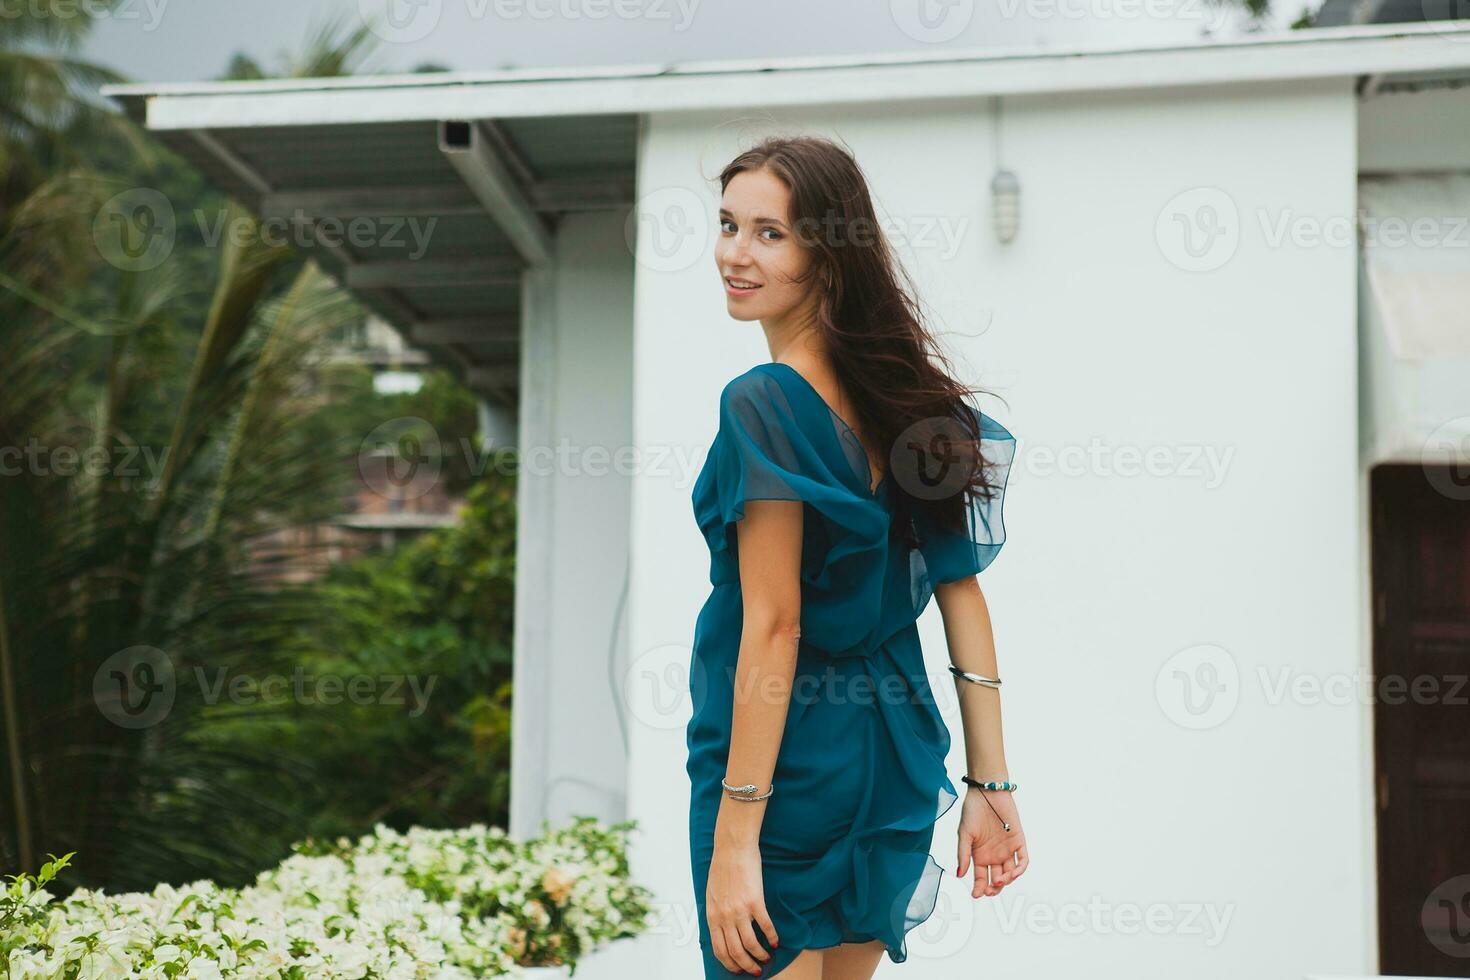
left=718, top=209, right=789, bottom=229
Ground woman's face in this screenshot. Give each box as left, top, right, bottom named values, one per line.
left=715, top=167, right=817, bottom=325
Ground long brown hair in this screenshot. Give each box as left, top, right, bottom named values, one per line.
left=717, top=134, right=1007, bottom=544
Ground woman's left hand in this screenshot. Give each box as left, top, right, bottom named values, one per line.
left=956, top=788, right=1028, bottom=898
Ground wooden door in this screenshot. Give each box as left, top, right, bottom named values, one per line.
left=1372, top=463, right=1470, bottom=975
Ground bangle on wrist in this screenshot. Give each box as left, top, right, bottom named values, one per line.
left=722, top=777, right=773, bottom=801
left=948, top=664, right=1002, bottom=688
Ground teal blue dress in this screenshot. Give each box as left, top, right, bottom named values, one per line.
left=687, top=361, right=1015, bottom=977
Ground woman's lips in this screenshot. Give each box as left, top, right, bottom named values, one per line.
left=725, top=277, right=762, bottom=296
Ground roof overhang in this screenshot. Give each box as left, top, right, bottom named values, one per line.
left=88, top=108, right=641, bottom=405
left=103, top=21, right=1470, bottom=129
left=97, top=21, right=1470, bottom=404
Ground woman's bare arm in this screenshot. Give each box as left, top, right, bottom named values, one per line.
left=703, top=497, right=801, bottom=973
left=717, top=497, right=804, bottom=849
left=935, top=573, right=1027, bottom=897
left=934, top=575, right=1009, bottom=781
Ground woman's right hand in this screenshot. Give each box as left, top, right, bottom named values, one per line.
left=957, top=787, right=1029, bottom=898
left=706, top=841, right=780, bottom=975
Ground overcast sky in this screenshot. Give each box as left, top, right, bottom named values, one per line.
left=83, top=0, right=1297, bottom=84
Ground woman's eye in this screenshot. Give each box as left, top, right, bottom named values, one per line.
left=717, top=220, right=780, bottom=241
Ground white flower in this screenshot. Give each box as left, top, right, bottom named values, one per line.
left=185, top=957, right=223, bottom=980
left=7, top=819, right=651, bottom=976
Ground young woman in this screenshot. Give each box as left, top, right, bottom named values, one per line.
left=686, top=135, right=1029, bottom=979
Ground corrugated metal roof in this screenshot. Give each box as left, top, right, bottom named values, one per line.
left=127, top=113, right=637, bottom=404
left=98, top=21, right=1470, bottom=402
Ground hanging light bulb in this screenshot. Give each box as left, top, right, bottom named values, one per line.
left=991, top=168, right=1020, bottom=244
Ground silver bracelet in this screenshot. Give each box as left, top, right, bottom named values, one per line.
left=948, top=664, right=1002, bottom=689
left=722, top=778, right=773, bottom=801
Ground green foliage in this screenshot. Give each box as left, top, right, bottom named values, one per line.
left=0, top=5, right=519, bottom=902
left=319, top=364, right=487, bottom=495
left=0, top=852, right=74, bottom=944
left=203, top=474, right=519, bottom=853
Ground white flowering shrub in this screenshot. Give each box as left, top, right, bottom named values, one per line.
left=2, top=818, right=656, bottom=978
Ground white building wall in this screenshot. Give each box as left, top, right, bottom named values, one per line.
left=622, top=79, right=1364, bottom=978
left=510, top=210, right=636, bottom=840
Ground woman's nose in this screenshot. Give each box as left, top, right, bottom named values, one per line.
left=728, top=232, right=756, bottom=263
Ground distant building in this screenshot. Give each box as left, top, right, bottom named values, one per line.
left=246, top=314, right=463, bottom=587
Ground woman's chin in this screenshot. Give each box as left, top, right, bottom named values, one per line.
left=724, top=305, right=764, bottom=322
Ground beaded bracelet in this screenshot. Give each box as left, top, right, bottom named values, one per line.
left=959, top=775, right=1016, bottom=831
left=960, top=777, right=1017, bottom=792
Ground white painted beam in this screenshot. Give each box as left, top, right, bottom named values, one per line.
left=476, top=120, right=538, bottom=189
left=191, top=129, right=273, bottom=196
left=439, top=120, right=553, bottom=267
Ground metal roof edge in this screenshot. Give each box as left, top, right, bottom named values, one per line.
left=99, top=20, right=1470, bottom=129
